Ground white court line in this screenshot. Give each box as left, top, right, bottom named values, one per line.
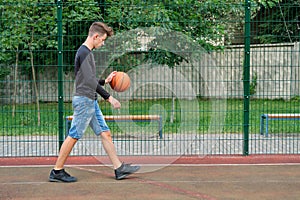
left=2, top=180, right=300, bottom=185
left=1, top=162, right=300, bottom=168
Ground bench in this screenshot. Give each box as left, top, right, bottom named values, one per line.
left=260, top=114, right=300, bottom=137
left=65, top=115, right=163, bottom=139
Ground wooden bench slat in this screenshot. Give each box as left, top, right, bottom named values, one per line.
left=267, top=114, right=300, bottom=118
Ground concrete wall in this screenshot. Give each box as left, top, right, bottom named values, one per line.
left=1, top=42, right=299, bottom=104
left=251, top=42, right=299, bottom=99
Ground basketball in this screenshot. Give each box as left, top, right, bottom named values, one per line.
left=109, top=71, right=131, bottom=92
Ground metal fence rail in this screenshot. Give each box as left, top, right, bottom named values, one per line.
left=0, top=1, right=299, bottom=157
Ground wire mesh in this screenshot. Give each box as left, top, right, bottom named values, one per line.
left=249, top=1, right=300, bottom=154
left=0, top=1, right=299, bottom=157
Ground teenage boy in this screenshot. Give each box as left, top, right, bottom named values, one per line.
left=49, top=22, right=140, bottom=182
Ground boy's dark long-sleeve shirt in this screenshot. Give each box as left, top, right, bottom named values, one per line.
left=74, top=45, right=110, bottom=100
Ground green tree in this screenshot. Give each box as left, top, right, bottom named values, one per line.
left=1, top=1, right=56, bottom=125
left=62, top=0, right=101, bottom=71
left=252, top=0, right=300, bottom=43
left=1, top=2, right=32, bottom=116
left=104, top=0, right=244, bottom=50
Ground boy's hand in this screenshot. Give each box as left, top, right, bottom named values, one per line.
left=107, top=96, right=121, bottom=109
left=105, top=71, right=117, bottom=84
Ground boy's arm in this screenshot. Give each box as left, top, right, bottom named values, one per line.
left=95, top=71, right=117, bottom=99
left=98, top=79, right=105, bottom=86
left=96, top=84, right=110, bottom=100
left=96, top=83, right=121, bottom=109
left=96, top=71, right=121, bottom=109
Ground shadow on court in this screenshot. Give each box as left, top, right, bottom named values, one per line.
left=1, top=162, right=300, bottom=200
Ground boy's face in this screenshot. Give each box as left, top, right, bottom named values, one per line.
left=93, top=33, right=107, bottom=49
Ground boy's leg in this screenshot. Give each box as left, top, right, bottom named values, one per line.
left=101, top=131, right=122, bottom=169
left=91, top=100, right=122, bottom=169
left=49, top=136, right=78, bottom=182
left=54, top=136, right=78, bottom=170
left=101, top=131, right=140, bottom=180
left=50, top=96, right=94, bottom=182
left=92, top=100, right=140, bottom=179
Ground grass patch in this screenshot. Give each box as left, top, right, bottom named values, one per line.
left=1, top=98, right=299, bottom=136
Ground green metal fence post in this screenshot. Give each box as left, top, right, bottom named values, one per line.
left=57, top=0, right=64, bottom=150
left=243, top=0, right=251, bottom=156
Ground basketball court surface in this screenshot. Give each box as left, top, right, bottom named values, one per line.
left=1, top=155, right=300, bottom=200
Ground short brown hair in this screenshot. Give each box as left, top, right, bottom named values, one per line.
left=88, top=22, right=114, bottom=37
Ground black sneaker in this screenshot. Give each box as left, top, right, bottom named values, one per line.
left=115, top=163, right=140, bottom=180
left=49, top=169, right=77, bottom=183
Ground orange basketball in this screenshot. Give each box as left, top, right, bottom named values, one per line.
left=109, top=72, right=131, bottom=92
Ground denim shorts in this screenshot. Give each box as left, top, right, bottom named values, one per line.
left=68, top=96, right=110, bottom=139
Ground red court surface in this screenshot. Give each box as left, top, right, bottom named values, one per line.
left=1, top=155, right=300, bottom=200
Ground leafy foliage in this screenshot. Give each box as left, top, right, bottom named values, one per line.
left=252, top=0, right=300, bottom=43
left=104, top=0, right=245, bottom=50
left=62, top=0, right=102, bottom=71
left=0, top=65, right=10, bottom=82
left=250, top=72, right=258, bottom=95
left=1, top=0, right=298, bottom=75
left=1, top=0, right=57, bottom=75
left=144, top=48, right=188, bottom=68
left=103, top=0, right=245, bottom=72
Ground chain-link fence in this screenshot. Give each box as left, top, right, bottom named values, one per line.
left=0, top=1, right=299, bottom=157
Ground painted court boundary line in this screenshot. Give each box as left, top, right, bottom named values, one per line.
left=1, top=155, right=300, bottom=166
left=2, top=163, right=300, bottom=168
left=2, top=179, right=300, bottom=184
